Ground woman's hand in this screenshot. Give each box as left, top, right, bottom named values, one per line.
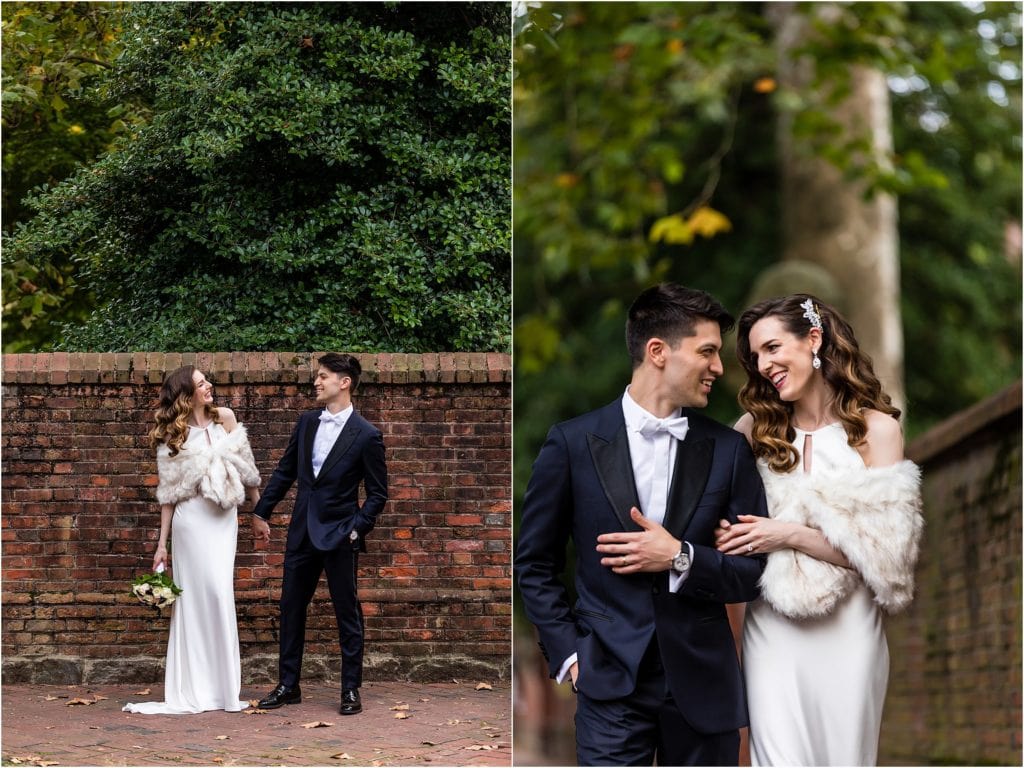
left=715, top=515, right=794, bottom=556
left=153, top=545, right=169, bottom=572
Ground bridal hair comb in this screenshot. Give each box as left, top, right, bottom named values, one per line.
left=801, top=298, right=823, bottom=333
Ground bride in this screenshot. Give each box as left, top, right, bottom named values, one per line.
left=124, top=366, right=262, bottom=715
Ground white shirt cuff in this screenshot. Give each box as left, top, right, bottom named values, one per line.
left=668, top=541, right=694, bottom=593
left=556, top=652, right=578, bottom=684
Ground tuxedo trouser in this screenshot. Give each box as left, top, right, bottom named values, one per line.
left=574, top=636, right=740, bottom=767
left=278, top=537, right=364, bottom=690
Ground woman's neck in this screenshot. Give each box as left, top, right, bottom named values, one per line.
left=790, top=381, right=836, bottom=432
left=191, top=407, right=211, bottom=428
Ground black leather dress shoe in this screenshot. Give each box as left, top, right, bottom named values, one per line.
left=258, top=683, right=301, bottom=709
left=339, top=688, right=362, bottom=715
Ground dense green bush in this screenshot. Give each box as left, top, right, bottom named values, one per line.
left=5, top=2, right=510, bottom=352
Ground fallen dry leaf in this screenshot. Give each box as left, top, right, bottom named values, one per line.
left=134, top=688, right=151, bottom=696
left=394, top=711, right=410, bottom=719
left=481, top=725, right=498, bottom=731
left=245, top=708, right=268, bottom=715
left=390, top=703, right=410, bottom=711
left=248, top=699, right=261, bottom=707
left=446, top=718, right=462, bottom=725
left=301, top=720, right=334, bottom=729
left=67, top=698, right=95, bottom=706
left=465, top=744, right=497, bottom=751
left=43, top=695, right=59, bottom=701
left=90, top=694, right=109, bottom=701
left=419, top=697, right=430, bottom=702
left=211, top=759, right=224, bottom=765
left=215, top=735, right=229, bottom=740
left=331, top=754, right=351, bottom=760
left=421, top=741, right=436, bottom=746
left=475, top=682, right=493, bottom=691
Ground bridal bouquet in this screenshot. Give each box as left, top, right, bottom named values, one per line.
left=131, top=565, right=182, bottom=609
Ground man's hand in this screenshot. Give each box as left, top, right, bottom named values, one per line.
left=596, top=507, right=680, bottom=574
left=569, top=661, right=579, bottom=688
left=252, top=515, right=271, bottom=544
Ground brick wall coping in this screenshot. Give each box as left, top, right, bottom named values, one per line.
left=907, top=379, right=1022, bottom=465
left=1, top=352, right=510, bottom=386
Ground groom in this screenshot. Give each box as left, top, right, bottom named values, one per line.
left=515, top=283, right=768, bottom=766
left=252, top=352, right=388, bottom=715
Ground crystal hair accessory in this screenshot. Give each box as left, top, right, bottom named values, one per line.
left=801, top=298, right=823, bottom=332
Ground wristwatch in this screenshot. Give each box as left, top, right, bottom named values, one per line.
left=671, top=543, right=690, bottom=573
left=349, top=530, right=359, bottom=543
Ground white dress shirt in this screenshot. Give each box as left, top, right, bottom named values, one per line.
left=557, top=389, right=694, bottom=685
left=312, top=404, right=353, bottom=478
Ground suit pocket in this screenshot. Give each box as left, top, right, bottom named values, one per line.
left=575, top=607, right=612, bottom=622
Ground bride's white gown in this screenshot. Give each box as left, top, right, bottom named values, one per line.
left=124, top=423, right=248, bottom=715
left=743, top=424, right=889, bottom=766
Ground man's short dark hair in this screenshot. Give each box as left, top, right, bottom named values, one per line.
left=625, top=283, right=734, bottom=368
left=317, top=352, right=362, bottom=391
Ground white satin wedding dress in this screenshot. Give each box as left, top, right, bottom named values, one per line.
left=124, top=423, right=248, bottom=715
left=743, top=423, right=890, bottom=766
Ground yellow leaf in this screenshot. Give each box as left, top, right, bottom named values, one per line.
left=754, top=77, right=777, bottom=94
left=301, top=721, right=334, bottom=729
left=394, top=712, right=410, bottom=719
left=390, top=703, right=410, bottom=711
left=475, top=682, right=493, bottom=691
left=649, top=214, right=693, bottom=245
left=67, top=698, right=94, bottom=706
left=666, top=39, right=684, bottom=54
left=67, top=124, right=85, bottom=136
left=685, top=206, right=732, bottom=239
left=134, top=689, right=151, bottom=696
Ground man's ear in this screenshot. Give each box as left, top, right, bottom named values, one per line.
left=645, top=337, right=667, bottom=368
left=339, top=375, right=353, bottom=391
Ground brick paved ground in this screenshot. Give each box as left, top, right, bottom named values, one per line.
left=1, top=681, right=510, bottom=767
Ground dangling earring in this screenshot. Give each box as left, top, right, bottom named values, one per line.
left=812, top=350, right=822, bottom=370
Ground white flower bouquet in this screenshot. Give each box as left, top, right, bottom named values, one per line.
left=131, top=564, right=182, bottom=609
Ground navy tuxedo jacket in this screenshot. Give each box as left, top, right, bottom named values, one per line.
left=254, top=408, right=388, bottom=552
left=515, top=399, right=768, bottom=734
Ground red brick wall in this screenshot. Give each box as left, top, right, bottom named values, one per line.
left=880, top=381, right=1022, bottom=766
left=1, top=352, right=511, bottom=685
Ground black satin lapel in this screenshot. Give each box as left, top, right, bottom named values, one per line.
left=316, top=419, right=361, bottom=482
left=587, top=427, right=641, bottom=531
left=663, top=436, right=714, bottom=539
left=304, top=414, right=319, bottom=475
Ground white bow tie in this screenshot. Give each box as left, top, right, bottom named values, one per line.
left=319, top=410, right=346, bottom=426
left=637, top=414, right=689, bottom=442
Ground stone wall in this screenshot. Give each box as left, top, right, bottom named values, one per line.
left=880, top=381, right=1022, bottom=765
left=1, top=352, right=511, bottom=685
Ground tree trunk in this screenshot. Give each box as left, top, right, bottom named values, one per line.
left=769, top=2, right=905, bottom=411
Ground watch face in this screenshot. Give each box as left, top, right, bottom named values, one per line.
left=673, top=553, right=690, bottom=571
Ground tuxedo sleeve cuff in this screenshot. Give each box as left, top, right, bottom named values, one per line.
left=556, top=652, right=578, bottom=684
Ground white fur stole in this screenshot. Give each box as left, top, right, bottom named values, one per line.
left=156, top=424, right=261, bottom=510
left=757, top=459, right=923, bottom=619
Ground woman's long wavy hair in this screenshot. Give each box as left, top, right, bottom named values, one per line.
left=736, top=295, right=900, bottom=473
left=148, top=366, right=220, bottom=456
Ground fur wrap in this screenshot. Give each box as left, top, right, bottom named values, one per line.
left=757, top=459, right=923, bottom=619
left=156, top=424, right=261, bottom=510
